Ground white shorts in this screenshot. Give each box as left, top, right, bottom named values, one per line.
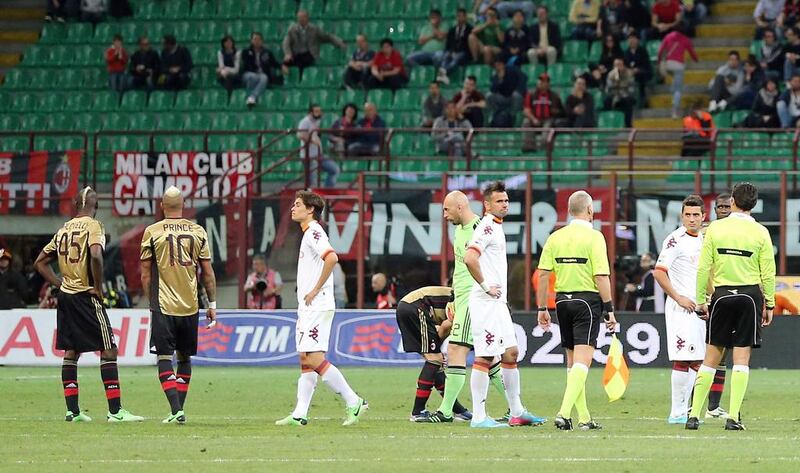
left=664, top=298, right=706, bottom=361
left=295, top=309, right=334, bottom=353
left=469, top=298, right=516, bottom=357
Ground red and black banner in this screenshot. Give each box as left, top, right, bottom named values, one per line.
left=0, top=151, right=82, bottom=216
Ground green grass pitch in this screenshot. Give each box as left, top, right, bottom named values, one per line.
left=1, top=366, right=798, bottom=472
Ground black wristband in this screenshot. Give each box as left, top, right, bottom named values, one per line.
left=602, top=301, right=614, bottom=313
left=537, top=307, right=548, bottom=312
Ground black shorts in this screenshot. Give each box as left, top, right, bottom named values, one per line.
left=56, top=291, right=116, bottom=353
left=555, top=291, right=603, bottom=349
left=396, top=301, right=442, bottom=354
left=708, top=285, right=764, bottom=348
left=149, top=310, right=199, bottom=356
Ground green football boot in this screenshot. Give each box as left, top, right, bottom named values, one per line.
left=107, top=408, right=144, bottom=422
left=342, top=397, right=368, bottom=426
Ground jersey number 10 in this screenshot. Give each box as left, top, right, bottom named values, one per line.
left=167, top=234, right=194, bottom=267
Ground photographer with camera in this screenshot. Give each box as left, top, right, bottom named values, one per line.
left=244, top=255, right=283, bottom=309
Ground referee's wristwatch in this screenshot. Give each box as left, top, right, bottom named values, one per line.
left=537, top=307, right=548, bottom=312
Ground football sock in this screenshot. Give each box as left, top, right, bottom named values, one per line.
left=434, top=367, right=467, bottom=415
left=316, top=360, right=359, bottom=407
left=438, top=365, right=466, bottom=417
left=729, top=365, right=749, bottom=420
left=689, top=365, right=716, bottom=418
left=157, top=356, right=182, bottom=415
left=100, top=359, right=121, bottom=415
left=413, top=361, right=440, bottom=415
left=570, top=368, right=591, bottom=423
left=292, top=364, right=318, bottom=419
left=501, top=362, right=524, bottom=417
left=176, top=359, right=192, bottom=409
left=558, top=363, right=588, bottom=418
left=470, top=360, right=491, bottom=423
left=670, top=361, right=691, bottom=417
left=686, top=363, right=700, bottom=413
left=708, top=363, right=727, bottom=411
left=62, top=357, right=79, bottom=414
left=488, top=361, right=506, bottom=397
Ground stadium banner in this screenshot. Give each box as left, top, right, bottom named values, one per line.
left=0, top=151, right=82, bottom=216
left=112, top=151, right=254, bottom=216
left=2, top=310, right=798, bottom=367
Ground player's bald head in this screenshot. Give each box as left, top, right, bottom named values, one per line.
left=568, top=190, right=593, bottom=217
left=75, top=186, right=98, bottom=216
left=444, top=190, right=469, bottom=207
left=443, top=191, right=471, bottom=225
left=162, top=186, right=184, bottom=216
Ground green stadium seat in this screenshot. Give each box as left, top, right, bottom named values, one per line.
left=588, top=40, right=602, bottom=64
left=173, top=90, right=203, bottom=110
left=201, top=89, right=230, bottom=109
left=409, top=67, right=433, bottom=87
left=463, top=65, right=491, bottom=87
left=713, top=111, right=732, bottom=128
left=392, top=89, right=419, bottom=111
left=162, top=21, right=192, bottom=41
left=598, top=110, right=625, bottom=128
left=210, top=113, right=238, bottom=131
left=154, top=112, right=181, bottom=131
left=234, top=113, right=259, bottom=131
left=66, top=23, right=94, bottom=44
left=285, top=90, right=309, bottom=111
left=548, top=63, right=575, bottom=86
left=129, top=113, right=158, bottom=130
left=646, top=41, right=661, bottom=62
left=22, top=46, right=51, bottom=66
left=65, top=92, right=93, bottom=112
left=242, top=0, right=271, bottom=18
left=74, top=112, right=103, bottom=132
left=189, top=0, right=216, bottom=19
left=0, top=115, right=20, bottom=131
left=73, top=45, right=100, bottom=67
left=34, top=135, right=85, bottom=151
left=40, top=92, right=68, bottom=112
left=368, top=89, right=394, bottom=109
left=19, top=114, right=48, bottom=132
left=81, top=67, right=106, bottom=89
left=163, top=0, right=191, bottom=19
left=0, top=136, right=30, bottom=153
left=120, top=90, right=147, bottom=110
left=323, top=0, right=349, bottom=19
left=11, top=93, right=38, bottom=113
left=562, top=41, right=589, bottom=64
left=0, top=92, right=9, bottom=111
left=218, top=0, right=243, bottom=18
left=40, top=23, right=67, bottom=44
left=103, top=112, right=130, bottom=131
left=93, top=91, right=120, bottom=111
left=315, top=89, right=338, bottom=109
left=137, top=1, right=163, bottom=20
left=145, top=91, right=173, bottom=111
left=153, top=134, right=205, bottom=150
left=2, top=69, right=30, bottom=89
left=270, top=0, right=297, bottom=18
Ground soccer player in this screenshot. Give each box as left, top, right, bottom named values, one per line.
left=276, top=190, right=367, bottom=426
left=140, top=186, right=218, bottom=424
left=537, top=190, right=616, bottom=431
left=34, top=186, right=143, bottom=422
left=654, top=195, right=706, bottom=424
left=464, top=181, right=545, bottom=428
left=395, top=286, right=471, bottom=421
left=686, top=183, right=775, bottom=431
left=420, top=190, right=510, bottom=424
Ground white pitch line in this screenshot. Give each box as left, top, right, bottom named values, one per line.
left=11, top=457, right=652, bottom=465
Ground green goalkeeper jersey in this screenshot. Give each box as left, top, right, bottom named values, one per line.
left=453, top=216, right=481, bottom=301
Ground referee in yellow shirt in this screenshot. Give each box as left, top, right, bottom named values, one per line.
left=686, top=183, right=776, bottom=431
left=537, top=190, right=616, bottom=431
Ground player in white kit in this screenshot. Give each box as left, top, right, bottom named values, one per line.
left=654, top=194, right=706, bottom=424
left=463, top=181, right=545, bottom=428
left=276, top=191, right=367, bottom=427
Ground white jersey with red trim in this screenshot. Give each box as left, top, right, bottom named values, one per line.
left=656, top=226, right=703, bottom=302
left=468, top=214, right=508, bottom=303
left=296, top=220, right=336, bottom=311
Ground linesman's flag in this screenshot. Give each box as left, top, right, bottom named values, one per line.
left=603, top=334, right=629, bottom=402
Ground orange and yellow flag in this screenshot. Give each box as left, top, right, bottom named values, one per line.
left=603, top=334, right=630, bottom=402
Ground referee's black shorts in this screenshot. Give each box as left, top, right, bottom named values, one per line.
left=555, top=291, right=603, bottom=349
left=708, top=285, right=764, bottom=348
left=149, top=309, right=199, bottom=356
left=56, top=291, right=116, bottom=353
left=396, top=301, right=442, bottom=354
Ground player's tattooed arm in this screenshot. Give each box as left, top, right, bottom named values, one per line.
left=200, top=259, right=217, bottom=322
left=33, top=250, right=61, bottom=289
left=89, top=244, right=104, bottom=300
left=140, top=259, right=151, bottom=304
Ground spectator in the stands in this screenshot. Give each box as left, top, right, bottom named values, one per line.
left=105, top=34, right=128, bottom=93
left=604, top=57, right=636, bottom=127
left=468, top=7, right=504, bottom=65
left=599, top=33, right=624, bottom=73
left=241, top=32, right=280, bottom=107
left=777, top=73, right=800, bottom=127
left=243, top=255, right=283, bottom=310
left=597, top=0, right=631, bottom=41
left=528, top=5, right=562, bottom=66
left=624, top=253, right=663, bottom=312
left=368, top=38, right=408, bottom=90
left=473, top=0, right=535, bottom=20
left=742, top=77, right=781, bottom=127
left=657, top=27, right=699, bottom=118
left=45, top=0, right=66, bottom=22
left=521, top=73, right=565, bottom=150
left=407, top=9, right=447, bottom=69
left=565, top=76, right=596, bottom=127
left=569, top=0, right=602, bottom=41
left=783, top=27, right=800, bottom=79
left=487, top=57, right=525, bottom=121
left=452, top=75, right=487, bottom=127
left=754, top=0, right=785, bottom=39
left=729, top=55, right=765, bottom=109
left=778, top=0, right=800, bottom=32
left=503, top=9, right=533, bottom=66
left=682, top=0, right=708, bottom=35
left=129, top=35, right=160, bottom=90
left=422, top=80, right=447, bottom=127
left=81, top=0, right=106, bottom=24
left=0, top=249, right=27, bottom=310
left=330, top=103, right=358, bottom=154
left=432, top=102, right=472, bottom=156
left=344, top=34, right=375, bottom=89
left=625, top=0, right=653, bottom=36
left=216, top=35, right=241, bottom=93
left=759, top=28, right=785, bottom=80
left=348, top=102, right=386, bottom=156
left=298, top=104, right=340, bottom=187
left=649, top=0, right=683, bottom=40
left=282, top=9, right=346, bottom=76
left=371, top=273, right=397, bottom=309
left=625, top=31, right=652, bottom=103
left=159, top=34, right=192, bottom=90
left=681, top=100, right=714, bottom=156
left=436, top=8, right=473, bottom=84
left=708, top=51, right=744, bottom=112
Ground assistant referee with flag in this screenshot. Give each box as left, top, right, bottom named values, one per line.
left=686, top=182, right=776, bottom=431
left=537, top=190, right=616, bottom=431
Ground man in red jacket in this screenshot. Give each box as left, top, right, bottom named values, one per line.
left=105, top=34, right=129, bottom=92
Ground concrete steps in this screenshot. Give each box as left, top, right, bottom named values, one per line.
left=633, top=117, right=684, bottom=129
left=711, top=1, right=757, bottom=16
left=648, top=93, right=709, bottom=109
left=664, top=70, right=716, bottom=86
left=696, top=23, right=756, bottom=38
left=0, top=7, right=44, bottom=20
left=0, top=4, right=43, bottom=78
